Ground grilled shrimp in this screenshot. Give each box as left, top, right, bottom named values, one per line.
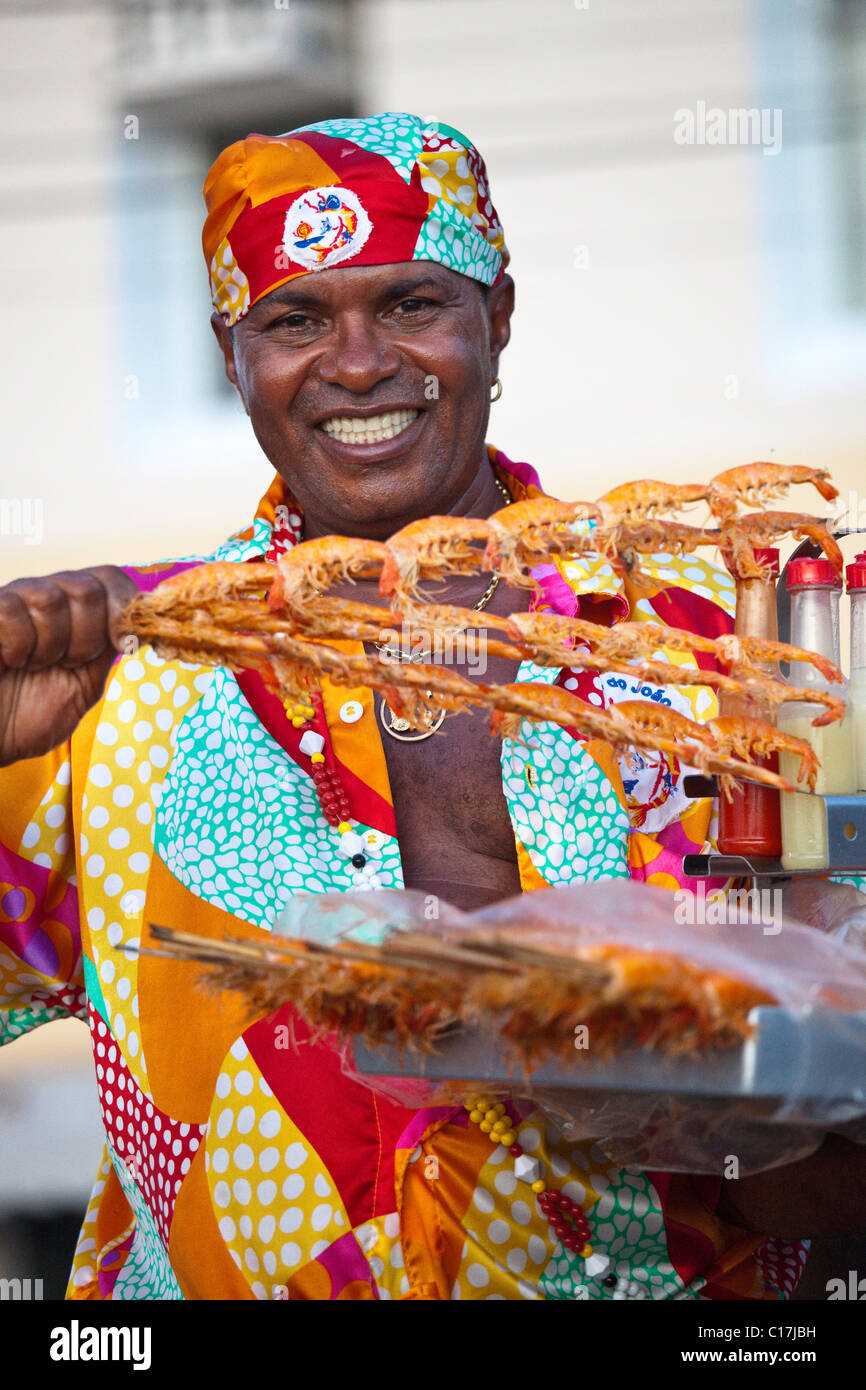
left=707, top=716, right=820, bottom=791
left=487, top=686, right=793, bottom=792
left=715, top=633, right=843, bottom=685
left=609, top=701, right=794, bottom=795
left=607, top=699, right=715, bottom=749
left=502, top=612, right=843, bottom=723
left=707, top=463, right=838, bottom=521
left=484, top=499, right=603, bottom=584
left=486, top=682, right=628, bottom=746
left=378, top=516, right=493, bottom=605
left=597, top=480, right=708, bottom=522
left=720, top=511, right=843, bottom=580
left=607, top=520, right=722, bottom=583
left=506, top=612, right=716, bottom=665
left=512, top=614, right=843, bottom=687
left=126, top=562, right=275, bottom=620
left=269, top=536, right=388, bottom=614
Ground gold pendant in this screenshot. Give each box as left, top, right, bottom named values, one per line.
left=378, top=695, right=446, bottom=742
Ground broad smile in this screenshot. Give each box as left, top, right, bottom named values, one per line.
left=312, top=406, right=428, bottom=464
left=318, top=408, right=421, bottom=446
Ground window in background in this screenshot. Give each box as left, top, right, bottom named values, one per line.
left=828, top=0, right=866, bottom=312
left=756, top=0, right=866, bottom=388
left=109, top=0, right=359, bottom=475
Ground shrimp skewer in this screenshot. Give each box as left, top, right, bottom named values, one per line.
left=508, top=612, right=843, bottom=684
left=606, top=521, right=722, bottom=588
left=707, top=716, right=820, bottom=792
left=125, top=562, right=275, bottom=619
left=378, top=516, right=493, bottom=606
left=707, top=463, right=838, bottom=521
left=486, top=686, right=794, bottom=793
left=483, top=499, right=603, bottom=585
left=608, top=700, right=796, bottom=797
left=597, top=480, right=708, bottom=522
left=715, top=633, right=843, bottom=684
left=269, top=536, right=388, bottom=616
left=150, top=915, right=776, bottom=1060
left=124, top=584, right=799, bottom=790
left=504, top=612, right=844, bottom=726
left=720, top=511, right=844, bottom=580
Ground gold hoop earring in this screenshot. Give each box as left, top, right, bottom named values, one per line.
left=490, top=377, right=502, bottom=403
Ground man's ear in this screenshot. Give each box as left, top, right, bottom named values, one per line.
left=486, top=273, right=514, bottom=382
left=210, top=311, right=248, bottom=413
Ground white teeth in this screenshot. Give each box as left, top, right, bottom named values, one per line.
left=320, top=409, right=420, bottom=445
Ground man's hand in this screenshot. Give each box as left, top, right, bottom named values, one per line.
left=0, top=567, right=140, bottom=766
left=779, top=877, right=866, bottom=950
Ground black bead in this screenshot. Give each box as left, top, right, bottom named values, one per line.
left=603, top=1273, right=617, bottom=1288
left=351, top=854, right=367, bottom=869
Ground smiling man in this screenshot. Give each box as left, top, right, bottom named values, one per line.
left=0, top=113, right=861, bottom=1302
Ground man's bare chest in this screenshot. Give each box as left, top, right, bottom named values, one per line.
left=340, top=573, right=533, bottom=908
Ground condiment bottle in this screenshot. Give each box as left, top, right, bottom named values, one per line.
left=846, top=551, right=866, bottom=792
left=779, top=558, right=854, bottom=871
left=717, top=548, right=782, bottom=856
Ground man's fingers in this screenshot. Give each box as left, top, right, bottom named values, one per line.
left=91, top=565, right=141, bottom=651
left=0, top=587, right=38, bottom=669
left=55, top=571, right=111, bottom=667
left=0, top=567, right=141, bottom=674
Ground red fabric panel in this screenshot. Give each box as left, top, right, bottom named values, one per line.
left=245, top=1007, right=415, bottom=1226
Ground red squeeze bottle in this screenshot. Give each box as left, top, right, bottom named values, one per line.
left=716, top=548, right=783, bottom=857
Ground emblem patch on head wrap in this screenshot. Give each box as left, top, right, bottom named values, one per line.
left=282, top=185, right=373, bottom=270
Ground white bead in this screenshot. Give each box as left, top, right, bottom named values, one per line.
left=338, top=700, right=364, bottom=724
left=365, top=874, right=384, bottom=889
left=513, top=1155, right=542, bottom=1185
left=584, top=1253, right=611, bottom=1279
left=337, top=832, right=365, bottom=857
left=612, top=1290, right=626, bottom=1301
left=298, top=730, right=325, bottom=756
left=627, top=1281, right=640, bottom=1297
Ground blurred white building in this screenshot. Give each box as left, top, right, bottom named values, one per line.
left=1, top=0, right=866, bottom=1263
left=2, top=0, right=866, bottom=591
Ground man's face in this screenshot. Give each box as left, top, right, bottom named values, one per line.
left=212, top=261, right=514, bottom=537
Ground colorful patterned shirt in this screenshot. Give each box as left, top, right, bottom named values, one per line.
left=0, top=447, right=806, bottom=1299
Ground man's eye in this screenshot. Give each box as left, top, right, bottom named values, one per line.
left=393, top=297, right=434, bottom=314
left=271, top=313, right=313, bottom=329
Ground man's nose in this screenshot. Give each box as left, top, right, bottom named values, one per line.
left=316, top=313, right=401, bottom=393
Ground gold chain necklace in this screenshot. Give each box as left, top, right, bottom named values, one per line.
left=377, top=475, right=512, bottom=742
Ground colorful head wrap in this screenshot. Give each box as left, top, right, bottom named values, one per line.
left=202, top=112, right=509, bottom=326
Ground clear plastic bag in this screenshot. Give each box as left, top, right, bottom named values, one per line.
left=277, top=879, right=866, bottom=1173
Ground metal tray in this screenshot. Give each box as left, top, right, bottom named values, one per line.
left=353, top=1006, right=866, bottom=1108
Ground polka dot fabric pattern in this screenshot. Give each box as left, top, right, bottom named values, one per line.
left=80, top=648, right=207, bottom=1095
left=292, top=113, right=422, bottom=183
left=0, top=447, right=807, bottom=1301
left=155, top=668, right=402, bottom=929
left=91, top=1005, right=205, bottom=1251
left=205, top=1036, right=354, bottom=1298
left=109, top=1141, right=184, bottom=1301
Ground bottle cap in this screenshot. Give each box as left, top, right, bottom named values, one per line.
left=722, top=547, right=779, bottom=578
left=786, top=557, right=842, bottom=589
left=752, top=547, right=780, bottom=576
left=846, top=551, right=866, bottom=592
